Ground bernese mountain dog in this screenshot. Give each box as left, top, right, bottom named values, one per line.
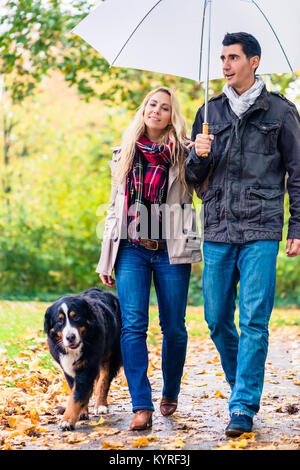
left=44, top=287, right=122, bottom=431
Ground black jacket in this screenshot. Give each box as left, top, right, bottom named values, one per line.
left=185, top=86, right=300, bottom=243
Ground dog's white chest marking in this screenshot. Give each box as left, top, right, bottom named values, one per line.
left=59, top=302, right=83, bottom=378
left=59, top=346, right=83, bottom=378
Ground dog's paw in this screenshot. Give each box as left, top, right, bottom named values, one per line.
left=79, top=411, right=89, bottom=421
left=95, top=405, right=109, bottom=415
left=59, top=419, right=75, bottom=431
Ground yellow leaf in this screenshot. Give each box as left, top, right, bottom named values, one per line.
left=218, top=439, right=249, bottom=450
left=174, top=439, right=185, bottom=448
left=215, top=390, right=226, bottom=398
left=64, top=432, right=87, bottom=444
left=2, top=443, right=12, bottom=450
left=229, top=439, right=248, bottom=449
left=29, top=359, right=41, bottom=371
left=132, top=437, right=149, bottom=448
left=238, top=432, right=256, bottom=440
left=212, top=355, right=220, bottom=363
left=98, top=416, right=105, bottom=425
left=60, top=381, right=70, bottom=394
left=109, top=384, right=120, bottom=390
left=102, top=440, right=124, bottom=450
left=30, top=409, right=40, bottom=424
left=7, top=416, right=35, bottom=433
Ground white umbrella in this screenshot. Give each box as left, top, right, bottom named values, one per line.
left=72, top=0, right=300, bottom=130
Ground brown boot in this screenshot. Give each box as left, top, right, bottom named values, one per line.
left=160, top=397, right=178, bottom=416
left=130, top=410, right=153, bottom=430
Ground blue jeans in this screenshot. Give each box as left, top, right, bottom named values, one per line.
left=203, top=240, right=279, bottom=418
left=115, top=241, right=191, bottom=412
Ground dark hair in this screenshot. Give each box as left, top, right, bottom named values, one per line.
left=222, top=32, right=261, bottom=59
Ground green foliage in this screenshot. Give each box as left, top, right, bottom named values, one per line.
left=0, top=74, right=117, bottom=296
left=0, top=0, right=206, bottom=106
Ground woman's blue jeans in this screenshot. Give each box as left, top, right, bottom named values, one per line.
left=203, top=240, right=279, bottom=418
left=114, top=241, right=191, bottom=412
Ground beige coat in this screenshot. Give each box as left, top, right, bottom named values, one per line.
left=96, top=151, right=202, bottom=276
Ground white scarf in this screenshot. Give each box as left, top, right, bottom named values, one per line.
left=223, top=75, right=265, bottom=117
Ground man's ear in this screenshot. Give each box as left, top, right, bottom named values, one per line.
left=250, top=55, right=260, bottom=72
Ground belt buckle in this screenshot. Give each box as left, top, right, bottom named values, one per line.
left=151, top=240, right=159, bottom=251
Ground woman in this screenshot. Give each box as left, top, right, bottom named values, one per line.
left=96, top=87, right=201, bottom=430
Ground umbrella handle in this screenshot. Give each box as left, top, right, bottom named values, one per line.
left=202, top=122, right=209, bottom=158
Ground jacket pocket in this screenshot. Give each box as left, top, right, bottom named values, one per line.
left=246, top=121, right=281, bottom=155
left=202, top=187, right=221, bottom=228
left=209, top=122, right=231, bottom=158
left=246, top=187, right=284, bottom=228
left=182, top=206, right=201, bottom=251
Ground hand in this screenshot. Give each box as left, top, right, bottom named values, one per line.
left=195, top=133, right=214, bottom=157
left=99, top=274, right=116, bottom=287
left=286, top=238, right=300, bottom=257
left=187, top=141, right=195, bottom=149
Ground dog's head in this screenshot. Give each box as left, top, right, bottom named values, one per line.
left=44, top=296, right=96, bottom=351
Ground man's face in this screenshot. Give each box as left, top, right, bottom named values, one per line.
left=221, top=43, right=260, bottom=95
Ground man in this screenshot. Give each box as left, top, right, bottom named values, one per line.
left=185, top=32, right=300, bottom=437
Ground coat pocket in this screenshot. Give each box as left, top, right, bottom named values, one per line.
left=246, top=121, right=281, bottom=155
left=246, top=187, right=284, bottom=228
left=202, top=187, right=222, bottom=228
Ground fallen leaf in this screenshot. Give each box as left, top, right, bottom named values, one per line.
left=174, top=439, right=185, bottom=448
left=7, top=416, right=35, bottom=434
left=64, top=432, right=87, bottom=444
left=102, top=440, right=125, bottom=450
left=132, top=437, right=149, bottom=448
left=238, top=432, right=256, bottom=440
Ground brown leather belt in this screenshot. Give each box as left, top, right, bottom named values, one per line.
left=139, top=239, right=166, bottom=251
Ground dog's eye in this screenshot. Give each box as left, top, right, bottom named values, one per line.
left=69, top=312, right=79, bottom=321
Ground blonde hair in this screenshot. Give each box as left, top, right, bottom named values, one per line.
left=112, top=87, right=189, bottom=191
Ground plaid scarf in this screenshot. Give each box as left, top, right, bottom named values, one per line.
left=126, top=135, right=171, bottom=242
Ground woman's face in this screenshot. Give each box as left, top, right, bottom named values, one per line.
left=143, top=91, right=172, bottom=140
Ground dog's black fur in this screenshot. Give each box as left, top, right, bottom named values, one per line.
left=44, top=287, right=122, bottom=430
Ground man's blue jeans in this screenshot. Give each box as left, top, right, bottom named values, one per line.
left=203, top=240, right=279, bottom=418
left=115, top=241, right=191, bottom=412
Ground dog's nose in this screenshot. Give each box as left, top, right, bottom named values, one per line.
left=66, top=333, right=76, bottom=343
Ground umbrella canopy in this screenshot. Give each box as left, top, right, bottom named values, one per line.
left=72, top=0, right=300, bottom=82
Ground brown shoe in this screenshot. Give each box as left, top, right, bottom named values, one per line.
left=130, top=410, right=153, bottom=430
left=160, top=397, right=178, bottom=416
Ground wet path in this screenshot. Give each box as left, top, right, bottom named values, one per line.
left=21, top=326, right=300, bottom=451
